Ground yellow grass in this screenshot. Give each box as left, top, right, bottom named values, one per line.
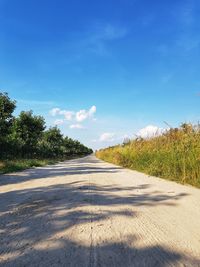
left=96, top=124, right=200, bottom=188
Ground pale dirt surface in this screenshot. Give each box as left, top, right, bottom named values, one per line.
left=0, top=155, right=200, bottom=267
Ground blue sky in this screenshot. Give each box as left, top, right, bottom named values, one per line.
left=1, top=0, right=200, bottom=149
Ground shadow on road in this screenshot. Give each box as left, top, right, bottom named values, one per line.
left=0, top=235, right=196, bottom=267
left=0, top=177, right=196, bottom=266
left=0, top=157, right=122, bottom=186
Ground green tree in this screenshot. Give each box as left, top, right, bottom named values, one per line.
left=14, top=111, right=45, bottom=157
left=0, top=93, right=93, bottom=160
left=0, top=92, right=16, bottom=157
left=39, top=127, right=64, bottom=158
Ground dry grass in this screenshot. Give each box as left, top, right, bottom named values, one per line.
left=96, top=123, right=200, bottom=188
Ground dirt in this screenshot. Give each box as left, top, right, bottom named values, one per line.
left=0, top=155, right=200, bottom=266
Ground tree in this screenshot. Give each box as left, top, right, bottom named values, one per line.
left=0, top=92, right=16, bottom=157
left=0, top=93, right=93, bottom=159
left=14, top=111, right=45, bottom=157
left=39, top=127, right=64, bottom=158
left=63, top=137, right=74, bottom=156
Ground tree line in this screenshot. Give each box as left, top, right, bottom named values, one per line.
left=0, top=92, right=93, bottom=159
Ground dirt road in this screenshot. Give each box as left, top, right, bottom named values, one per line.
left=0, top=155, right=200, bottom=266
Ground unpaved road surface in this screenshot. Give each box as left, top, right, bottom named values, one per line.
left=0, top=155, right=200, bottom=267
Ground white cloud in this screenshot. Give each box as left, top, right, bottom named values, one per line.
left=76, top=105, right=96, bottom=122
left=54, top=119, right=64, bottom=125
left=89, top=105, right=96, bottom=115
left=69, top=124, right=85, bottom=129
left=137, top=125, right=166, bottom=139
left=50, top=108, right=61, bottom=116
left=99, top=132, right=116, bottom=142
left=50, top=105, right=96, bottom=124
left=49, top=108, right=74, bottom=121
left=60, top=111, right=75, bottom=121
left=76, top=109, right=88, bottom=122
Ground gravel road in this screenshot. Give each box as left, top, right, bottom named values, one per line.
left=0, top=155, right=200, bottom=266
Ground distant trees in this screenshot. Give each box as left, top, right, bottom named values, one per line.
left=13, top=111, right=46, bottom=157
left=0, top=92, right=93, bottom=159
left=39, top=127, right=64, bottom=158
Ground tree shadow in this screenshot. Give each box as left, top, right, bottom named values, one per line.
left=0, top=182, right=187, bottom=213
left=0, top=179, right=195, bottom=266
left=1, top=235, right=199, bottom=267
left=0, top=158, right=122, bottom=186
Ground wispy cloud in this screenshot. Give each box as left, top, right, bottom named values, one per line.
left=99, top=132, right=116, bottom=142
left=54, top=119, right=64, bottom=126
left=17, top=99, right=55, bottom=106
left=174, top=1, right=200, bottom=52
left=157, top=1, right=199, bottom=56
left=52, top=22, right=129, bottom=63
left=91, top=23, right=128, bottom=41
left=50, top=108, right=74, bottom=120
left=176, top=36, right=200, bottom=51
left=82, top=22, right=128, bottom=56
left=69, top=124, right=85, bottom=129
left=178, top=0, right=195, bottom=27
left=161, top=73, right=173, bottom=83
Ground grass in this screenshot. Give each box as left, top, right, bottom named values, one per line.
left=0, top=154, right=89, bottom=175
left=96, top=123, right=200, bottom=188
left=0, top=159, right=59, bottom=174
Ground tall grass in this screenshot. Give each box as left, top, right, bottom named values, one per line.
left=96, top=123, right=200, bottom=188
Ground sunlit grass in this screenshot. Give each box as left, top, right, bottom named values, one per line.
left=0, top=155, right=88, bottom=174
left=0, top=159, right=59, bottom=174
left=96, top=123, right=200, bottom=188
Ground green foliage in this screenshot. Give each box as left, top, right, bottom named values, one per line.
left=0, top=92, right=16, bottom=135
left=13, top=111, right=46, bottom=156
left=39, top=127, right=64, bottom=158
left=0, top=92, right=93, bottom=161
left=0, top=92, right=16, bottom=155
left=96, top=124, right=200, bottom=188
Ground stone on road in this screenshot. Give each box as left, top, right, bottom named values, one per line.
left=0, top=155, right=200, bottom=266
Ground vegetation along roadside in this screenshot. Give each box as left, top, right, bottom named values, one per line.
left=0, top=92, right=93, bottom=174
left=96, top=123, right=200, bottom=188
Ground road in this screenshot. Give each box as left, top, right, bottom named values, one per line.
left=0, top=155, right=200, bottom=267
